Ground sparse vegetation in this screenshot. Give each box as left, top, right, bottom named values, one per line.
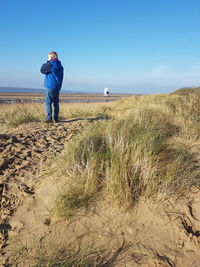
left=8, top=232, right=126, bottom=267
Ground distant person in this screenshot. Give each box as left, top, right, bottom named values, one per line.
left=40, top=51, right=64, bottom=123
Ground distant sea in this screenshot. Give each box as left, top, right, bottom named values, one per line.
left=0, top=87, right=98, bottom=94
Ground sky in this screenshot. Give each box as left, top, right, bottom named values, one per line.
left=1, top=0, right=200, bottom=94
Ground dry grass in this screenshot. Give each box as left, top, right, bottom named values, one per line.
left=0, top=103, right=44, bottom=128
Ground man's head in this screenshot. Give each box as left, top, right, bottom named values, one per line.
left=48, top=51, right=58, bottom=61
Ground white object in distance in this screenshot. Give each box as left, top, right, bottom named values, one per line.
left=104, top=87, right=110, bottom=96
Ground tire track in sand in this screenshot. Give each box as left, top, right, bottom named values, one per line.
left=0, top=119, right=90, bottom=251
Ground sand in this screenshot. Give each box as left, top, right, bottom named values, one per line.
left=4, top=184, right=200, bottom=266
left=0, top=118, right=90, bottom=261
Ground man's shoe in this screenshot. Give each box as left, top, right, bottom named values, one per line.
left=54, top=120, right=59, bottom=123
left=45, top=119, right=52, bottom=123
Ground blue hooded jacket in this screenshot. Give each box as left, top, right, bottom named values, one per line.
left=41, top=59, right=64, bottom=90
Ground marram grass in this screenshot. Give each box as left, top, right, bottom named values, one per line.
left=53, top=92, right=200, bottom=217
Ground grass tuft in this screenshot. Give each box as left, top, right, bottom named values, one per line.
left=53, top=184, right=92, bottom=219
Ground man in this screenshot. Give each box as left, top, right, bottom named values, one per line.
left=41, top=51, right=64, bottom=123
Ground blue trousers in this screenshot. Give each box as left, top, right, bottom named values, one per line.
left=45, top=88, right=60, bottom=121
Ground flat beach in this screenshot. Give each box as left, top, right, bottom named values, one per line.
left=0, top=92, right=133, bottom=104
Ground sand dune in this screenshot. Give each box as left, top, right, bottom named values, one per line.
left=0, top=93, right=200, bottom=266
left=1, top=122, right=200, bottom=266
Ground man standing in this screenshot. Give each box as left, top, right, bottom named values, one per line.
left=41, top=51, right=64, bottom=123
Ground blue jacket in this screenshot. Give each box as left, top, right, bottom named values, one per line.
left=41, top=59, right=64, bottom=90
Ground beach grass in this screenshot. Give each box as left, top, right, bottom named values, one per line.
left=49, top=91, right=200, bottom=217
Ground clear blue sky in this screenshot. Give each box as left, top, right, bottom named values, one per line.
left=1, top=0, right=200, bottom=94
